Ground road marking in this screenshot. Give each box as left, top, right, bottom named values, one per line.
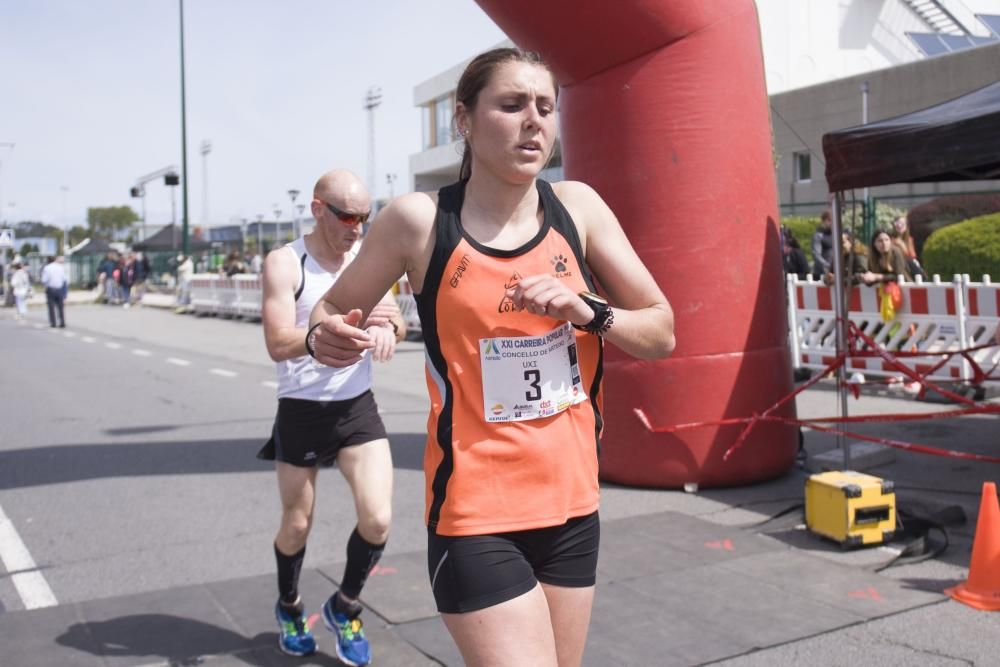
left=132, top=349, right=152, bottom=357
left=81, top=336, right=96, bottom=343
left=32, top=324, right=44, bottom=330
left=210, top=368, right=238, bottom=378
left=166, top=357, right=191, bottom=367
left=261, top=380, right=278, bottom=389
left=0, top=503, right=58, bottom=609
left=105, top=342, right=122, bottom=350
left=63, top=331, right=76, bottom=338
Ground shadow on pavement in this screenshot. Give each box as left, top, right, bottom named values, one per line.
left=55, top=615, right=344, bottom=666
left=0, top=432, right=429, bottom=490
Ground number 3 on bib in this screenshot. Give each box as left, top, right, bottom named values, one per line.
left=479, top=323, right=588, bottom=423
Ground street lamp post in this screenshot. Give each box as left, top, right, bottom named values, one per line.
left=256, top=213, right=264, bottom=254
left=273, top=206, right=282, bottom=247
left=179, top=0, right=191, bottom=259
left=200, top=139, right=212, bottom=226
left=296, top=204, right=305, bottom=237
left=287, top=189, right=300, bottom=241
left=364, top=87, right=383, bottom=200
left=0, top=142, right=14, bottom=227
left=60, top=185, right=69, bottom=254
left=386, top=172, right=397, bottom=199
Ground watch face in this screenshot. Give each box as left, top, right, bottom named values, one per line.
left=580, top=290, right=608, bottom=306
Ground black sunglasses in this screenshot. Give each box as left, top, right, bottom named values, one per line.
left=323, top=201, right=370, bottom=225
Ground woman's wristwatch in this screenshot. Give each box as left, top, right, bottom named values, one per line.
left=572, top=291, right=614, bottom=335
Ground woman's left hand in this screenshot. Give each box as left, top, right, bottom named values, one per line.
left=506, top=274, right=592, bottom=326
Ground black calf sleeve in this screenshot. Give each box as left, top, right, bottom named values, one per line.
left=339, top=527, right=385, bottom=601
left=275, top=542, right=306, bottom=604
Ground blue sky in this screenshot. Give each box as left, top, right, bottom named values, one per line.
left=0, top=0, right=506, bottom=230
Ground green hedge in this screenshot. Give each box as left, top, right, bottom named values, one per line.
left=922, top=213, right=1000, bottom=280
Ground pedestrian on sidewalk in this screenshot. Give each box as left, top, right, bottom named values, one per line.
left=41, top=255, right=67, bottom=328
left=10, top=261, right=31, bottom=319
left=308, top=48, right=675, bottom=667
left=258, top=168, right=405, bottom=664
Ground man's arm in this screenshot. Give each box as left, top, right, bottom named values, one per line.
left=261, top=247, right=307, bottom=362
left=365, top=292, right=407, bottom=342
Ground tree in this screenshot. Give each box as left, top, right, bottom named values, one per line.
left=87, top=206, right=139, bottom=239
left=68, top=225, right=88, bottom=247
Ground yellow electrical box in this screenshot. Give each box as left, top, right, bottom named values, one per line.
left=805, top=471, right=896, bottom=547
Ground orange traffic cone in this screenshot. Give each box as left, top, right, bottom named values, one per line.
left=946, top=482, right=1000, bottom=611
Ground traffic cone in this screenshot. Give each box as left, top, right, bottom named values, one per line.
left=946, top=482, right=1000, bottom=611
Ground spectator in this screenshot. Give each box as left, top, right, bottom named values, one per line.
left=823, top=231, right=869, bottom=286
left=97, top=252, right=118, bottom=304
left=863, top=229, right=912, bottom=285
left=811, top=211, right=834, bottom=279
left=890, top=215, right=926, bottom=280
left=782, top=232, right=809, bottom=279
left=175, top=254, right=194, bottom=311
left=10, top=261, right=31, bottom=320
left=40, top=255, right=67, bottom=328
left=120, top=252, right=137, bottom=308
left=223, top=251, right=247, bottom=277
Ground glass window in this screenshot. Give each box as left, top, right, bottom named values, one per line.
left=793, top=151, right=811, bottom=183
left=421, top=104, right=433, bottom=150
left=435, top=95, right=453, bottom=146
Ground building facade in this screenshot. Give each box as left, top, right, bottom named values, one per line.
left=409, top=2, right=1000, bottom=214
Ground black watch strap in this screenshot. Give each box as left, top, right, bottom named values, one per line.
left=305, top=322, right=322, bottom=359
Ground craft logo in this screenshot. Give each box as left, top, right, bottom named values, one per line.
left=491, top=403, right=505, bottom=415
left=483, top=338, right=501, bottom=360
left=498, top=271, right=525, bottom=313
left=449, top=254, right=472, bottom=288
left=551, top=253, right=572, bottom=278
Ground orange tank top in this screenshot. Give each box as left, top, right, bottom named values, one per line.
left=415, top=180, right=604, bottom=536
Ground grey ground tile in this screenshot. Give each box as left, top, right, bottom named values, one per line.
left=0, top=603, right=102, bottom=667
left=715, top=550, right=945, bottom=618
left=583, top=581, right=748, bottom=667
left=392, top=615, right=464, bottom=667
left=617, top=561, right=865, bottom=652
left=66, top=584, right=252, bottom=667
left=207, top=569, right=334, bottom=640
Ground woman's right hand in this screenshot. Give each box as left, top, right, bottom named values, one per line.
left=310, top=309, right=375, bottom=367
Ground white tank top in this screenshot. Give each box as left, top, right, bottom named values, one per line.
left=275, top=236, right=373, bottom=401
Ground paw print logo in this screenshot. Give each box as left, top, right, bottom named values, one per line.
left=551, top=254, right=568, bottom=273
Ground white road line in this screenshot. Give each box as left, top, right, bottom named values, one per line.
left=81, top=336, right=96, bottom=343
left=211, top=368, right=238, bottom=378
left=105, top=342, right=122, bottom=350
left=166, top=357, right=191, bottom=367
left=132, top=349, right=152, bottom=357
left=63, top=331, right=77, bottom=338
left=261, top=380, right=278, bottom=389
left=32, top=324, right=44, bottom=330
left=0, top=503, right=58, bottom=609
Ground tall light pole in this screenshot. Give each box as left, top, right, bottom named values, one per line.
left=287, top=189, right=300, bottom=241
left=296, top=204, right=305, bottom=237
left=386, top=172, right=397, bottom=199
left=200, top=139, right=212, bottom=226
left=273, top=206, right=282, bottom=247
left=179, top=0, right=191, bottom=259
left=0, top=142, right=14, bottom=226
left=60, top=186, right=69, bottom=254
left=256, top=213, right=264, bottom=253
left=364, top=87, right=383, bottom=200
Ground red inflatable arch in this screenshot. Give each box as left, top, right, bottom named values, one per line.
left=475, top=0, right=797, bottom=487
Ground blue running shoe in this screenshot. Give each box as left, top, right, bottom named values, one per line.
left=322, top=597, right=371, bottom=666
left=275, top=601, right=317, bottom=657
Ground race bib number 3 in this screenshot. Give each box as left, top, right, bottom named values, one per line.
left=480, top=323, right=587, bottom=423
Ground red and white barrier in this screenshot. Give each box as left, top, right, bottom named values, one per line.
left=788, top=274, right=999, bottom=386
left=187, top=273, right=421, bottom=335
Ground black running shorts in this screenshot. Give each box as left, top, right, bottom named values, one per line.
left=257, top=390, right=387, bottom=467
left=426, top=511, right=600, bottom=614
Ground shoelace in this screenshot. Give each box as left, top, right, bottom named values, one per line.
left=341, top=617, right=364, bottom=640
